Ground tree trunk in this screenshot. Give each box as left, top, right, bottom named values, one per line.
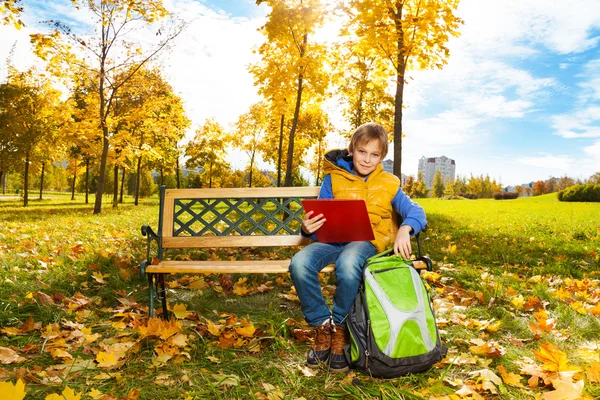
left=393, top=11, right=406, bottom=178
left=0, top=171, right=5, bottom=195
left=94, top=124, right=110, bottom=214
left=23, top=153, right=29, bottom=207
left=113, top=164, right=119, bottom=207
left=135, top=156, right=142, bottom=206
left=39, top=161, right=45, bottom=200
left=119, top=166, right=125, bottom=203
left=209, top=162, right=213, bottom=188
left=284, top=33, right=308, bottom=187
left=176, top=157, right=181, bottom=189
left=277, top=113, right=284, bottom=187
left=249, top=152, right=255, bottom=188
left=71, top=167, right=76, bottom=201
left=85, top=157, right=90, bottom=204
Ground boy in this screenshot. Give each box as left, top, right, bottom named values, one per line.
left=288, top=122, right=427, bottom=373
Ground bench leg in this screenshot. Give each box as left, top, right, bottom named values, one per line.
left=157, top=274, right=169, bottom=319
left=148, top=274, right=155, bottom=318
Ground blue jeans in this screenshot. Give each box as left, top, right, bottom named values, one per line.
left=289, top=241, right=377, bottom=327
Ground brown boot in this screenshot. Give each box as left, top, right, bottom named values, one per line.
left=307, top=324, right=332, bottom=368
left=329, top=325, right=349, bottom=373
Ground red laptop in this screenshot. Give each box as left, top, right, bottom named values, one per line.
left=301, top=199, right=375, bottom=242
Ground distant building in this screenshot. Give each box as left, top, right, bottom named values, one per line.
left=504, top=182, right=534, bottom=196
left=418, top=156, right=456, bottom=189
left=382, top=159, right=408, bottom=186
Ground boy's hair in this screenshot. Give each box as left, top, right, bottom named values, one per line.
left=348, top=122, right=389, bottom=159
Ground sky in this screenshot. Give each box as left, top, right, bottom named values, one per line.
left=1, top=0, right=600, bottom=186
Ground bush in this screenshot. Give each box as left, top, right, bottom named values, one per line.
left=493, top=192, right=519, bottom=200
left=557, top=184, right=600, bottom=202
left=458, top=193, right=478, bottom=200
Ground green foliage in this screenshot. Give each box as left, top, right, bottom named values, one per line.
left=558, top=183, right=600, bottom=202
left=432, top=169, right=445, bottom=198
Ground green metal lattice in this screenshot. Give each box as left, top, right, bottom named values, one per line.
left=172, top=197, right=311, bottom=237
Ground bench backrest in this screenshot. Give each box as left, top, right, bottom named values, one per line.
left=159, top=186, right=320, bottom=249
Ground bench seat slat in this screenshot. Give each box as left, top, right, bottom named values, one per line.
left=147, top=260, right=335, bottom=274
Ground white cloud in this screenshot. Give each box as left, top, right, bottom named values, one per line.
left=552, top=106, right=600, bottom=138
left=456, top=0, right=600, bottom=56
left=518, top=154, right=575, bottom=169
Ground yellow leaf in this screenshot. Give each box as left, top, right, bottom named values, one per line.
left=533, top=342, right=579, bottom=373
left=87, top=388, right=104, bottom=400
left=0, top=379, right=26, bottom=400
left=45, top=386, right=82, bottom=400
left=235, top=323, right=256, bottom=338
left=172, top=303, right=192, bottom=319
left=585, top=361, right=600, bottom=383
left=448, top=244, right=457, bottom=255
left=497, top=365, right=524, bottom=387
left=96, top=351, right=118, bottom=368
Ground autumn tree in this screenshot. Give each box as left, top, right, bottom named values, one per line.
left=334, top=35, right=394, bottom=134
left=0, top=68, right=70, bottom=206
left=413, top=171, right=428, bottom=198
left=588, top=172, right=600, bottom=184
left=432, top=169, right=444, bottom=198
left=344, top=0, right=462, bottom=176
left=252, top=0, right=330, bottom=186
left=31, top=0, right=184, bottom=213
left=185, top=119, right=229, bottom=189
left=533, top=180, right=547, bottom=196
left=232, top=103, right=269, bottom=187
left=1, top=0, right=24, bottom=28
left=112, top=66, right=189, bottom=205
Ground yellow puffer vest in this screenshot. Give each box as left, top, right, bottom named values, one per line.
left=323, top=150, right=400, bottom=252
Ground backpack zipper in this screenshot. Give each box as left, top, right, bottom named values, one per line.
left=364, top=319, right=371, bottom=369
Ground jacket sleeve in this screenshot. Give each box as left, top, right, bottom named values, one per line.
left=391, top=188, right=427, bottom=236
left=300, top=175, right=334, bottom=240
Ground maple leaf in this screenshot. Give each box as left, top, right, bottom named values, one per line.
left=45, top=386, right=82, bottom=400
left=469, top=369, right=502, bottom=394
left=0, top=379, right=26, bottom=400
left=543, top=378, right=588, bottom=400
left=497, top=365, right=524, bottom=387
left=534, top=342, right=579, bottom=373
left=235, top=323, right=256, bottom=338
left=91, top=272, right=110, bottom=284
left=585, top=361, right=600, bottom=382
left=96, top=351, right=118, bottom=368
left=172, top=304, right=192, bottom=319
left=469, top=341, right=506, bottom=358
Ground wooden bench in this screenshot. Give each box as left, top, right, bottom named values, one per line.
left=140, top=185, right=431, bottom=318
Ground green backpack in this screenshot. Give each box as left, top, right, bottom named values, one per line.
left=346, top=250, right=447, bottom=378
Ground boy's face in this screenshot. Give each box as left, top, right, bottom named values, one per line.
left=349, top=139, right=383, bottom=179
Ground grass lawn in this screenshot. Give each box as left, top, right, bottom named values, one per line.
left=0, top=192, right=599, bottom=399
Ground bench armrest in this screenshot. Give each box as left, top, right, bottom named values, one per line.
left=140, top=225, right=160, bottom=276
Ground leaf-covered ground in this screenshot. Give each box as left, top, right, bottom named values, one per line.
left=0, top=193, right=599, bottom=400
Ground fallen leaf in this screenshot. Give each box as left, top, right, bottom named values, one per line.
left=172, top=304, right=192, bottom=319
left=497, top=365, right=524, bottom=387
left=211, top=373, right=240, bottom=387
left=543, top=378, right=587, bottom=400
left=0, top=347, right=26, bottom=364
left=0, top=379, right=26, bottom=400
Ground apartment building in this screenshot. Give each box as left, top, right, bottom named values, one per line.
left=418, top=156, right=456, bottom=189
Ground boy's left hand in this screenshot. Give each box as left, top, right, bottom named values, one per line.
left=394, top=225, right=413, bottom=259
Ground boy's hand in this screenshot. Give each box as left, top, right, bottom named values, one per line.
left=394, top=225, right=413, bottom=259
left=301, top=210, right=326, bottom=234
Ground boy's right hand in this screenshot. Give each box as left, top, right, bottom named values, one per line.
left=301, top=211, right=326, bottom=235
